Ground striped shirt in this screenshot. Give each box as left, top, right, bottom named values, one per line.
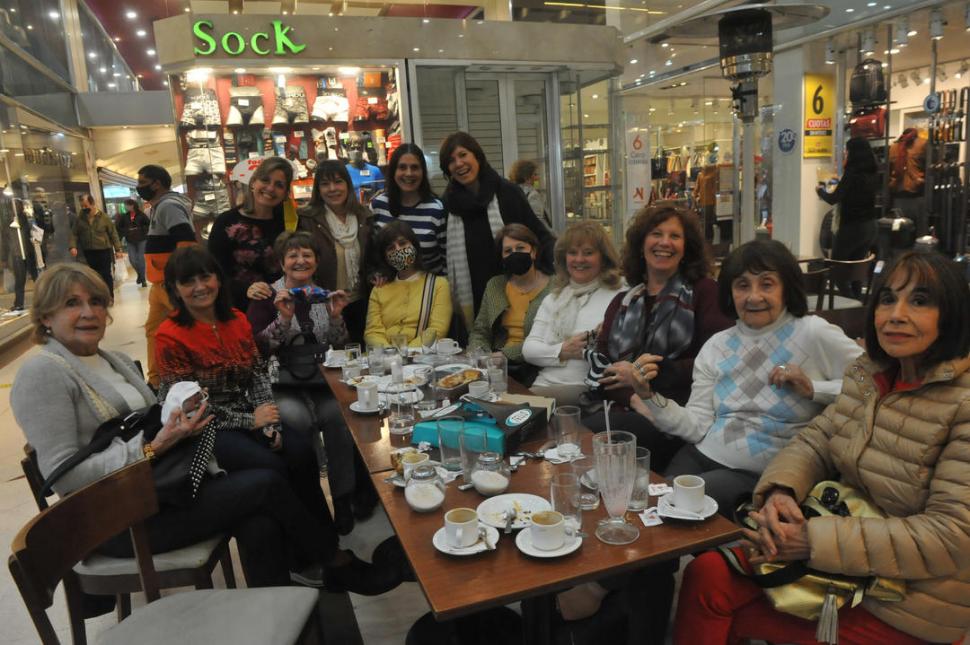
left=371, top=194, right=448, bottom=275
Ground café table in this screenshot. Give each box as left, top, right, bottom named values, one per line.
left=321, top=363, right=532, bottom=475
left=373, top=431, right=742, bottom=640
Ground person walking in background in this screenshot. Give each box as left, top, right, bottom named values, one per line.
left=138, top=164, right=197, bottom=389
left=509, top=159, right=551, bottom=229
left=69, top=194, right=122, bottom=293
left=116, top=198, right=150, bottom=287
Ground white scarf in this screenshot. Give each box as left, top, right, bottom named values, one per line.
left=325, top=205, right=360, bottom=292
left=446, top=196, right=505, bottom=328
left=548, top=279, right=603, bottom=343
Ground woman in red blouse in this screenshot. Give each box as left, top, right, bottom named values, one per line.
left=156, top=245, right=395, bottom=594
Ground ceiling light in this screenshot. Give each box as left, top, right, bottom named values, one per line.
left=107, top=82, right=116, bottom=88
left=112, top=72, right=121, bottom=77
left=48, top=10, right=59, bottom=19
left=930, top=7, right=945, bottom=40
left=184, top=7, right=190, bottom=11
left=25, top=24, right=32, bottom=30
left=661, top=42, right=669, bottom=48
left=163, top=80, right=169, bottom=86
left=136, top=29, right=147, bottom=37
left=87, top=51, right=97, bottom=59
left=268, top=67, right=291, bottom=74
left=338, top=67, right=360, bottom=76
left=422, top=18, right=431, bottom=23
left=413, top=47, right=420, bottom=52
left=923, top=76, right=931, bottom=84
left=99, top=66, right=106, bottom=73
left=846, top=8, right=854, bottom=12
left=867, top=1, right=876, bottom=5
left=664, top=59, right=672, bottom=66
left=583, top=113, right=589, bottom=118
left=234, top=67, right=246, bottom=73
left=113, top=36, right=121, bottom=42
left=629, top=58, right=638, bottom=64
left=591, top=93, right=599, bottom=99
left=147, top=49, right=156, bottom=56
left=126, top=10, right=137, bottom=19
left=154, top=64, right=162, bottom=71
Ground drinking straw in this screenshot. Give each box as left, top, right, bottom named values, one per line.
left=603, top=399, right=613, bottom=441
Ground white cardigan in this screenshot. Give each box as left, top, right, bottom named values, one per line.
left=522, top=284, right=622, bottom=388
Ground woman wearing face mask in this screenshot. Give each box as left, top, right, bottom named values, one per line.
left=439, top=131, right=554, bottom=335
left=628, top=240, right=862, bottom=514
left=468, top=224, right=553, bottom=386
left=371, top=144, right=447, bottom=276
left=364, top=220, right=452, bottom=348
left=522, top=222, right=623, bottom=405
left=295, top=160, right=373, bottom=342
left=582, top=206, right=732, bottom=473
left=208, top=156, right=292, bottom=310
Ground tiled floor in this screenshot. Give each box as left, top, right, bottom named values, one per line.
left=0, top=277, right=432, bottom=644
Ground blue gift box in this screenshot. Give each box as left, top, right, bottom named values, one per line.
left=411, top=408, right=507, bottom=454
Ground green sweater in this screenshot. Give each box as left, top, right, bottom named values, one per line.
left=468, top=273, right=552, bottom=363
left=71, top=209, right=121, bottom=252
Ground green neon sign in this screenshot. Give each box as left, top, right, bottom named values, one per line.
left=192, top=20, right=306, bottom=57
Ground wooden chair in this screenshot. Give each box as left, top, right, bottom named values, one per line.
left=823, top=254, right=876, bottom=309
left=9, top=459, right=321, bottom=645
left=801, top=267, right=829, bottom=312
left=21, top=444, right=237, bottom=641
left=817, top=307, right=868, bottom=341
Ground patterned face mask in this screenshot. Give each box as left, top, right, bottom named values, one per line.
left=387, top=244, right=416, bottom=272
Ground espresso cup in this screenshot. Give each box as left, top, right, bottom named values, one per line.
left=529, top=510, right=566, bottom=551
left=402, top=451, right=430, bottom=480
left=671, top=474, right=706, bottom=513
left=357, top=382, right=379, bottom=411
left=467, top=380, right=490, bottom=399
left=436, top=338, right=460, bottom=354
left=444, top=507, right=479, bottom=548
left=327, top=349, right=347, bottom=365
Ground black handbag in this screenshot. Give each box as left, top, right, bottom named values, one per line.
left=39, top=404, right=204, bottom=507
left=276, top=331, right=329, bottom=389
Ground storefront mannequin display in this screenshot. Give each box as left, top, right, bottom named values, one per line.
left=2, top=179, right=38, bottom=311
left=31, top=187, right=54, bottom=262
left=888, top=127, right=927, bottom=223
left=693, top=155, right=718, bottom=241
left=344, top=133, right=384, bottom=196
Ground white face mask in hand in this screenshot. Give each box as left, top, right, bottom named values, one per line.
left=161, top=381, right=207, bottom=422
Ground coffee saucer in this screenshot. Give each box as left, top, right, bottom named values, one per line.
left=514, top=528, right=582, bottom=558
left=432, top=524, right=500, bottom=556
left=657, top=493, right=719, bottom=521
left=349, top=401, right=384, bottom=415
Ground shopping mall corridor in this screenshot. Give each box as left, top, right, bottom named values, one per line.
left=0, top=274, right=429, bottom=644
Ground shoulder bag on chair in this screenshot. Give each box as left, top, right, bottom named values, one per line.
left=276, top=330, right=330, bottom=389
left=721, top=480, right=905, bottom=644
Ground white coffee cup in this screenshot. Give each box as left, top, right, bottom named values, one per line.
left=444, top=507, right=479, bottom=548
left=529, top=510, right=566, bottom=551
left=327, top=348, right=347, bottom=365
left=357, top=382, right=379, bottom=410
left=402, top=451, right=430, bottom=480
left=436, top=338, right=460, bottom=354
left=467, top=380, right=490, bottom=398
left=671, top=474, right=706, bottom=513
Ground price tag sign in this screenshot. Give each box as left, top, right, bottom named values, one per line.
left=803, top=73, right=835, bottom=158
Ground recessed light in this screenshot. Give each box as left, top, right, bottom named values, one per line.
left=99, top=67, right=106, bottom=73
left=846, top=8, right=854, bottom=12
left=592, top=93, right=599, bottom=99
left=107, top=82, right=116, bottom=88
left=665, top=59, right=672, bottom=66
left=661, top=43, right=669, bottom=48
left=48, top=10, right=59, bottom=19
left=154, top=64, right=162, bottom=71
left=163, top=80, right=169, bottom=86
left=126, top=10, right=137, bottom=19
left=583, top=114, right=589, bottom=118
left=136, top=29, right=147, bottom=37
left=629, top=58, right=638, bottom=64
left=413, top=47, right=420, bottom=52
left=113, top=72, right=121, bottom=77
left=184, top=7, right=190, bottom=11
left=113, top=36, right=121, bottom=42
left=147, top=49, right=156, bottom=56
left=423, top=18, right=431, bottom=23
left=87, top=51, right=97, bottom=58
left=867, top=2, right=876, bottom=5
left=26, top=24, right=32, bottom=30
left=234, top=67, right=246, bottom=73
left=137, top=74, right=143, bottom=78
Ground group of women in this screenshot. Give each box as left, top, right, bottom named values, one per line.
left=10, top=127, right=970, bottom=645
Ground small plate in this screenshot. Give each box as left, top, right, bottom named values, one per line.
left=436, top=346, right=464, bottom=357
left=657, top=493, right=719, bottom=521
left=385, top=461, right=442, bottom=487
left=515, top=527, right=582, bottom=558
left=543, top=447, right=583, bottom=464
left=343, top=374, right=380, bottom=388
left=349, top=401, right=385, bottom=415
left=378, top=390, right=424, bottom=405
left=433, top=524, right=500, bottom=556
left=476, top=493, right=552, bottom=530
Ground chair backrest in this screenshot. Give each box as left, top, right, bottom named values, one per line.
left=9, top=460, right=162, bottom=644
left=21, top=445, right=51, bottom=511
left=825, top=254, right=876, bottom=284
left=801, top=267, right=829, bottom=312
left=817, top=307, right=868, bottom=341
left=710, top=241, right=732, bottom=260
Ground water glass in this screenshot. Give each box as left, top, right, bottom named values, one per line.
left=628, top=447, right=651, bottom=512
left=368, top=345, right=386, bottom=376
left=390, top=333, right=409, bottom=359
left=420, top=328, right=438, bottom=354
left=554, top=405, right=583, bottom=460
left=345, top=343, right=362, bottom=363
left=592, top=430, right=639, bottom=545
left=570, top=455, right=600, bottom=511
left=341, top=360, right=362, bottom=381
left=550, top=472, right=583, bottom=537
left=436, top=416, right=464, bottom=472
left=388, top=393, right=415, bottom=436
left=485, top=354, right=507, bottom=394
left=459, top=424, right=492, bottom=482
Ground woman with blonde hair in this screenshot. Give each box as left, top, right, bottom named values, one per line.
left=522, top=221, right=623, bottom=404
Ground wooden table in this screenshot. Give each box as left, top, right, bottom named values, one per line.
left=374, top=431, right=741, bottom=622
left=322, top=365, right=533, bottom=475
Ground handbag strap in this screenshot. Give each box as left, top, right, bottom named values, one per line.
left=716, top=546, right=810, bottom=588
left=416, top=273, right=437, bottom=336
left=41, top=350, right=120, bottom=422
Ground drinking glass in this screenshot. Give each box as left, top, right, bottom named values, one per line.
left=345, top=343, right=362, bottom=363
left=553, top=405, right=583, bottom=460
left=420, top=328, right=438, bottom=355
left=390, top=333, right=409, bottom=359
left=628, top=447, right=651, bottom=512
left=485, top=354, right=507, bottom=394
left=592, top=430, right=639, bottom=545
left=550, top=472, right=583, bottom=538
left=459, top=424, right=492, bottom=482
left=388, top=393, right=415, bottom=436
left=368, top=345, right=386, bottom=376
left=570, top=455, right=600, bottom=511
left=436, top=416, right=464, bottom=472
left=412, top=365, right=437, bottom=417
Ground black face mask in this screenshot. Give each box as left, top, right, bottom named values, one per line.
left=502, top=251, right=533, bottom=276
left=136, top=184, right=156, bottom=201
left=81, top=207, right=91, bottom=215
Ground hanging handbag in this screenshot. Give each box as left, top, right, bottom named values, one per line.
left=721, top=480, right=905, bottom=644
left=276, top=330, right=330, bottom=389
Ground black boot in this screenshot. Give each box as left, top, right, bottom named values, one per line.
left=333, top=495, right=355, bottom=535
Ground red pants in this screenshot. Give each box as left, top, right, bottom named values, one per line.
left=673, top=549, right=928, bottom=645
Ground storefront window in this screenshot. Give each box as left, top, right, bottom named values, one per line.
left=78, top=3, right=138, bottom=93
left=0, top=46, right=77, bottom=127
left=560, top=76, right=613, bottom=234
left=0, top=0, right=71, bottom=83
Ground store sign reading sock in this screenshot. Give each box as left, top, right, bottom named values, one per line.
left=193, top=20, right=306, bottom=57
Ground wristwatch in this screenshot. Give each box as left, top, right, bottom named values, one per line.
left=142, top=440, right=156, bottom=461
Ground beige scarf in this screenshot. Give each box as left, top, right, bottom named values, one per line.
left=325, top=205, right=360, bottom=293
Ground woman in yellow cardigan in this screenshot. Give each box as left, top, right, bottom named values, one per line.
left=364, top=220, right=452, bottom=347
